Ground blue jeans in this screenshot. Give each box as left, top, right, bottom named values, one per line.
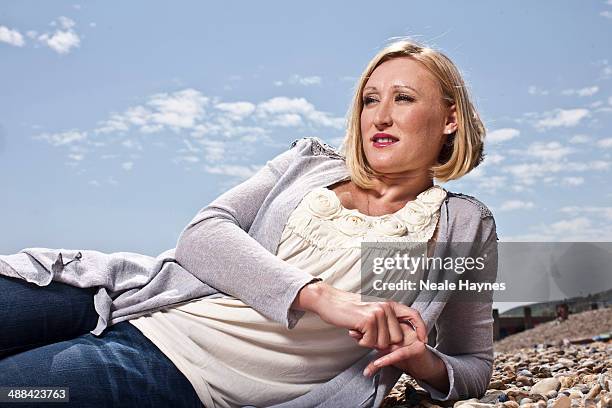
left=0, top=276, right=202, bottom=407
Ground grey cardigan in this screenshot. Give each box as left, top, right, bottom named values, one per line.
left=0, top=137, right=498, bottom=408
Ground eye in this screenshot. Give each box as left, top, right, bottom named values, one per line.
left=362, top=95, right=378, bottom=105
left=396, top=93, right=414, bottom=102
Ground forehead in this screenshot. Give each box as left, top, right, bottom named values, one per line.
left=364, top=57, right=438, bottom=92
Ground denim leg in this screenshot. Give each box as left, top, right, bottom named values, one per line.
left=0, top=275, right=99, bottom=358
left=0, top=321, right=203, bottom=408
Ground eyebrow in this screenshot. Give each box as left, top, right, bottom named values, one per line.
left=363, top=85, right=420, bottom=95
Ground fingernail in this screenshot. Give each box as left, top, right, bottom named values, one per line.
left=363, top=368, right=370, bottom=377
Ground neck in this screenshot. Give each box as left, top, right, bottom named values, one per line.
left=363, top=171, right=434, bottom=205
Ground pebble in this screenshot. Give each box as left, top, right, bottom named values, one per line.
left=519, top=376, right=535, bottom=386
left=454, top=398, right=479, bottom=407
left=490, top=380, right=508, bottom=390
left=551, top=395, right=571, bottom=408
left=479, top=390, right=506, bottom=404
left=532, top=378, right=562, bottom=395
left=586, top=384, right=601, bottom=400
left=381, top=308, right=611, bottom=408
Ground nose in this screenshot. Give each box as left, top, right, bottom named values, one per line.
left=373, top=98, right=393, bottom=129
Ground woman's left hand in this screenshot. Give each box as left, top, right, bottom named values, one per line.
left=350, top=320, right=439, bottom=379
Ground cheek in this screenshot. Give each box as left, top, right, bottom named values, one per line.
left=360, top=111, right=370, bottom=132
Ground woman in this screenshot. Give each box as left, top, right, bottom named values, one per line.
left=0, top=39, right=497, bottom=408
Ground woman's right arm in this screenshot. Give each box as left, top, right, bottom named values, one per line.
left=174, top=139, right=317, bottom=330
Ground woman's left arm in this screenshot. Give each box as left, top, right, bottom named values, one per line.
left=363, top=214, right=498, bottom=401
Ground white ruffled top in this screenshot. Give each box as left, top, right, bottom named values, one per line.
left=128, top=184, right=447, bottom=408
left=284, top=185, right=448, bottom=248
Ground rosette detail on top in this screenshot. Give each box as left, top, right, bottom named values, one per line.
left=283, top=185, right=447, bottom=250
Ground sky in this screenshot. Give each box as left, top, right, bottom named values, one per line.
left=1, top=1, right=612, bottom=278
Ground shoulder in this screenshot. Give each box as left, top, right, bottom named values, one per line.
left=289, top=137, right=346, bottom=161
left=445, top=191, right=494, bottom=220
left=444, top=191, right=498, bottom=242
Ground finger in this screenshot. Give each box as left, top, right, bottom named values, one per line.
left=376, top=307, right=391, bottom=349
left=392, top=305, right=427, bottom=343
left=362, top=349, right=391, bottom=377
left=398, top=317, right=426, bottom=344
left=348, top=329, right=363, bottom=339
left=386, top=309, right=404, bottom=345
left=359, top=316, right=377, bottom=348
left=372, top=341, right=422, bottom=371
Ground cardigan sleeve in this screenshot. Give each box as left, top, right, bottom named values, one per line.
left=414, top=214, right=498, bottom=401
left=174, top=138, right=319, bottom=330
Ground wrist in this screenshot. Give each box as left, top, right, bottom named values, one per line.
left=416, top=349, right=445, bottom=381
left=292, top=278, right=326, bottom=313
left=402, top=347, right=441, bottom=380
left=410, top=349, right=450, bottom=394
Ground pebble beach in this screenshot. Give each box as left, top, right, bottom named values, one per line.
left=381, top=308, right=612, bottom=408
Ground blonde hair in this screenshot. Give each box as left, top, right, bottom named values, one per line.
left=339, top=38, right=486, bottom=188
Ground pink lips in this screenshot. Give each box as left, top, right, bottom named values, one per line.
left=371, top=133, right=399, bottom=148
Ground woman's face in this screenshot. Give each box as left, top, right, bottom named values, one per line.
left=360, top=56, right=456, bottom=176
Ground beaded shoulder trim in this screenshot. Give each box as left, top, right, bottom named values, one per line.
left=290, top=137, right=345, bottom=161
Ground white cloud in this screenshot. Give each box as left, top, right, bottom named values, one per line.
left=197, top=139, right=226, bottom=162
left=269, top=113, right=303, bottom=127
left=569, top=134, right=591, bottom=144
left=597, top=138, right=612, bottom=148
left=34, top=89, right=347, bottom=176
left=561, top=86, right=599, bottom=97
left=486, top=153, right=505, bottom=165
left=499, top=200, right=535, bottom=211
left=526, top=141, right=573, bottom=160
left=549, top=217, right=591, bottom=234
left=204, top=164, right=261, bottom=179
left=96, top=89, right=209, bottom=134
left=534, top=108, right=590, bottom=130
left=35, top=130, right=87, bottom=146
left=0, top=26, right=25, bottom=47
left=504, top=215, right=612, bottom=241
left=147, top=89, right=207, bottom=129
left=560, top=206, right=612, bottom=221
left=503, top=160, right=610, bottom=186
left=68, top=153, right=84, bottom=161
left=174, top=155, right=200, bottom=164
left=289, top=74, right=322, bottom=86
left=601, top=10, right=612, bottom=18
left=562, top=176, right=584, bottom=186
left=487, top=128, right=520, bottom=144
left=58, top=16, right=76, bottom=29
left=215, top=102, right=256, bottom=121
left=256, top=96, right=345, bottom=129
left=528, top=86, right=549, bottom=96
left=121, top=161, right=133, bottom=171
left=37, top=17, right=80, bottom=54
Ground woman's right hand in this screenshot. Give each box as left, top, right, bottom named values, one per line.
left=294, top=281, right=427, bottom=351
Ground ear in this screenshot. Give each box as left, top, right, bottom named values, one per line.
left=443, top=104, right=458, bottom=135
